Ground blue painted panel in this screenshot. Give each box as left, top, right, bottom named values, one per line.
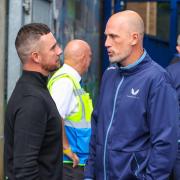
left=144, top=35, right=173, bottom=67
left=114, top=0, right=122, bottom=12
left=170, top=0, right=178, bottom=53
left=102, top=0, right=112, bottom=72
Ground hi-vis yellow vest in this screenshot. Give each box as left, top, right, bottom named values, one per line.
left=47, top=69, right=93, bottom=165
left=48, top=71, right=93, bottom=122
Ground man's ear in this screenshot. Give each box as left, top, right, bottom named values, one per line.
left=131, top=32, right=138, bottom=46
left=31, top=51, right=40, bottom=64
left=176, top=45, right=180, bottom=54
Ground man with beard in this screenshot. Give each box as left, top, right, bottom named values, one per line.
left=84, top=10, right=178, bottom=180
left=4, top=23, right=63, bottom=180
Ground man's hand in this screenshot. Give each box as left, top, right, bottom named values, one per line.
left=69, top=152, right=79, bottom=168
left=62, top=121, right=79, bottom=168
left=63, top=148, right=79, bottom=168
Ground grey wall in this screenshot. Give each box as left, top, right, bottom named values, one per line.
left=0, top=0, right=7, bottom=178
left=7, top=0, right=54, bottom=100
left=7, top=0, right=23, bottom=100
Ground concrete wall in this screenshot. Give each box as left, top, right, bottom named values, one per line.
left=0, top=0, right=6, bottom=178
left=7, top=0, right=23, bottom=100
left=7, top=0, right=53, bottom=100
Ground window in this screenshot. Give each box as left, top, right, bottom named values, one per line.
left=125, top=2, right=170, bottom=41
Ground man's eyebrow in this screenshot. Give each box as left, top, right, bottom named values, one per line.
left=104, top=33, right=119, bottom=37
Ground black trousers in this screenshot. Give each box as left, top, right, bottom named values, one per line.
left=63, top=163, right=84, bottom=180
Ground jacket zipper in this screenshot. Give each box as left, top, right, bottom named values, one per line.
left=103, top=76, right=124, bottom=180
left=133, top=153, right=140, bottom=177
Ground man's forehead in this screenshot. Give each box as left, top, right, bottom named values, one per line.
left=105, top=24, right=121, bottom=35
left=38, top=32, right=57, bottom=50
left=40, top=32, right=53, bottom=40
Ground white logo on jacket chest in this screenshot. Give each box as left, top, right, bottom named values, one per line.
left=131, top=88, right=139, bottom=95
left=127, top=88, right=140, bottom=99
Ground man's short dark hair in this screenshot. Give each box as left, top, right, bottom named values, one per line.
left=15, top=23, right=51, bottom=63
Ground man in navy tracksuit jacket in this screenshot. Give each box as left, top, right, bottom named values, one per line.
left=84, top=11, right=178, bottom=180
left=166, top=35, right=180, bottom=180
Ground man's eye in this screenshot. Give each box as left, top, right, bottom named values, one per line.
left=51, top=44, right=56, bottom=50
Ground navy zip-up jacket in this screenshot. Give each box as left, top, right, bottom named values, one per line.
left=166, top=60, right=180, bottom=180
left=166, top=60, right=180, bottom=142
left=84, top=52, right=178, bottom=180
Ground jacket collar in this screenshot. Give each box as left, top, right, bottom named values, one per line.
left=114, top=50, right=152, bottom=76
left=120, top=50, right=147, bottom=70
left=21, top=70, right=48, bottom=88
left=174, top=53, right=180, bottom=58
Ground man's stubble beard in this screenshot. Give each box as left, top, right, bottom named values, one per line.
left=42, top=61, right=60, bottom=73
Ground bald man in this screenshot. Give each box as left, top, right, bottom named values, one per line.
left=48, top=39, right=93, bottom=180
left=84, top=10, right=178, bottom=180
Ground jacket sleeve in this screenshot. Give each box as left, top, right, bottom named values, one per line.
left=146, top=80, right=178, bottom=180
left=166, top=66, right=180, bottom=141
left=13, top=96, right=47, bottom=180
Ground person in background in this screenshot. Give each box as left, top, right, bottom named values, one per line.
left=166, top=34, right=180, bottom=180
left=170, top=34, right=180, bottom=64
left=4, top=23, right=63, bottom=180
left=48, top=39, right=93, bottom=180
left=84, top=10, right=178, bottom=180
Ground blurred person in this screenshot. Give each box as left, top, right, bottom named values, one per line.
left=48, top=39, right=93, bottom=180
left=4, top=23, right=63, bottom=180
left=170, top=34, right=180, bottom=64
left=166, top=34, right=180, bottom=180
left=84, top=10, right=178, bottom=180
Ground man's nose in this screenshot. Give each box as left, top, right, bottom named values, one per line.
left=105, top=37, right=110, bottom=48
left=57, top=46, right=63, bottom=56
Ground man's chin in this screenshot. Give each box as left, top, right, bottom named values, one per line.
left=109, top=58, right=120, bottom=64
left=48, top=64, right=60, bottom=73
left=50, top=66, right=60, bottom=72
